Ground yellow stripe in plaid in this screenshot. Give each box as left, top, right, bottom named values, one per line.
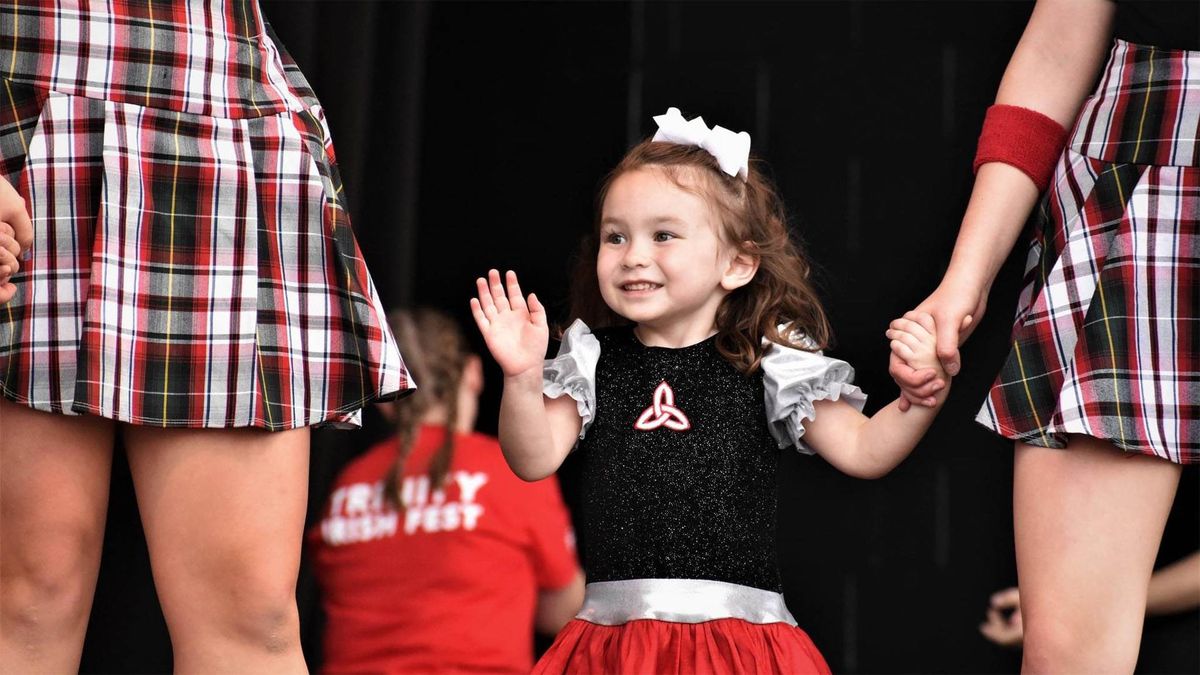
left=1095, top=167, right=1130, bottom=445
left=1012, top=340, right=1052, bottom=447
left=1131, top=47, right=1155, bottom=165
left=255, top=329, right=275, bottom=428
left=145, top=1, right=155, bottom=108
left=162, top=112, right=182, bottom=425
left=7, top=2, right=16, bottom=80
left=241, top=0, right=262, bottom=117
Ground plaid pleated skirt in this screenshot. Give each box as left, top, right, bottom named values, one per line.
left=977, top=40, right=1199, bottom=464
left=0, top=1, right=412, bottom=429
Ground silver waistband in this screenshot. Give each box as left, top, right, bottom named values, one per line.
left=576, top=578, right=798, bottom=626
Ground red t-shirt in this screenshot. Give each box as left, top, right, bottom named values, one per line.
left=309, top=425, right=579, bottom=674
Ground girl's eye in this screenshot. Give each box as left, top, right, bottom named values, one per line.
left=604, top=232, right=626, bottom=244
left=653, top=231, right=676, bottom=242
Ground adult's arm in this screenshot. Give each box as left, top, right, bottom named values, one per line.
left=894, top=0, right=1116, bottom=409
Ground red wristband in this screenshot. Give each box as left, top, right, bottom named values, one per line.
left=973, top=104, right=1069, bottom=193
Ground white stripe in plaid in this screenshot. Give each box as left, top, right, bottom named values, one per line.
left=977, top=43, right=1199, bottom=464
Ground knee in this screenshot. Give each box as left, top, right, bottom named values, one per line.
left=224, top=586, right=300, bottom=654
left=172, top=561, right=300, bottom=654
left=1, top=527, right=102, bottom=631
left=1023, top=617, right=1140, bottom=673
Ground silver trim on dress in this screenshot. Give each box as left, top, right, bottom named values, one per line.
left=576, top=578, right=799, bottom=626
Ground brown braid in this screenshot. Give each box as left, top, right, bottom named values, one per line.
left=382, top=308, right=468, bottom=508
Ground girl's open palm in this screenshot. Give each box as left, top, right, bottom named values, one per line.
left=470, top=269, right=548, bottom=378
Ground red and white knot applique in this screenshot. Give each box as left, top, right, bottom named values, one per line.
left=634, top=380, right=691, bottom=432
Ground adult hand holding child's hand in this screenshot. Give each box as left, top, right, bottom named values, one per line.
left=891, top=276, right=989, bottom=410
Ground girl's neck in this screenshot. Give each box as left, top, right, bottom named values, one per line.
left=632, top=316, right=718, bottom=349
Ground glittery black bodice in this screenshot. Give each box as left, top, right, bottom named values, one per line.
left=578, top=327, right=782, bottom=592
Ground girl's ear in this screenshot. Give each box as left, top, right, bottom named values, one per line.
left=720, top=243, right=759, bottom=291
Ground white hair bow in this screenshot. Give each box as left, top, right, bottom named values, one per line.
left=652, top=107, right=751, bottom=181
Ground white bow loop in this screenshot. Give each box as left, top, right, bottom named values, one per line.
left=652, top=107, right=750, bottom=181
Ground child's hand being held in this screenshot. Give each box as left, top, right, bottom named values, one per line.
left=470, top=269, right=548, bottom=379
left=0, top=223, right=21, bottom=304
left=887, top=311, right=948, bottom=403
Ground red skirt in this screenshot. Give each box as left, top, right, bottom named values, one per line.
left=533, top=618, right=831, bottom=675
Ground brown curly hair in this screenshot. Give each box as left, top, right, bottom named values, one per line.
left=568, top=139, right=831, bottom=374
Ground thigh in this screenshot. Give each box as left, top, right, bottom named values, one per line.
left=0, top=400, right=115, bottom=577
left=122, top=426, right=309, bottom=620
left=1014, top=436, right=1181, bottom=655
left=0, top=400, right=115, bottom=666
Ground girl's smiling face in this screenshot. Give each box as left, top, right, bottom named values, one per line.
left=597, top=167, right=753, bottom=346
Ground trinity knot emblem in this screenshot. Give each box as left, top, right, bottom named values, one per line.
left=634, top=380, right=691, bottom=432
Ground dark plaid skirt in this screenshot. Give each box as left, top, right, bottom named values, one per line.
left=977, top=40, right=1199, bottom=464
left=0, top=1, right=412, bottom=429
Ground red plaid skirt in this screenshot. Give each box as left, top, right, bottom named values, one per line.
left=0, top=1, right=411, bottom=429
left=533, top=618, right=831, bottom=675
left=977, top=40, right=1199, bottom=464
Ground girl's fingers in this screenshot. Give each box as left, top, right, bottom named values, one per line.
left=890, top=339, right=916, bottom=361
left=476, top=277, right=497, bottom=317
left=528, top=292, right=547, bottom=327
left=904, top=310, right=937, bottom=335
left=488, top=269, right=510, bottom=311
left=890, top=317, right=932, bottom=342
left=887, top=329, right=924, bottom=354
left=505, top=270, right=527, bottom=311
left=469, top=297, right=489, bottom=330
left=0, top=247, right=16, bottom=279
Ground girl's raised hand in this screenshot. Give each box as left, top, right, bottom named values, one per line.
left=470, top=269, right=548, bottom=379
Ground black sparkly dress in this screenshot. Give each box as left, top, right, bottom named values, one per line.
left=534, top=321, right=866, bottom=675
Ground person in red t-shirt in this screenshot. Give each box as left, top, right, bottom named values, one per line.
left=309, top=309, right=584, bottom=674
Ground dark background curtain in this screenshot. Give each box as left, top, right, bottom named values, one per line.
left=79, top=2, right=1198, bottom=673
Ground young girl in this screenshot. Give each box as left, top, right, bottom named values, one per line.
left=470, top=107, right=951, bottom=673
left=0, top=2, right=409, bottom=672
left=309, top=308, right=583, bottom=674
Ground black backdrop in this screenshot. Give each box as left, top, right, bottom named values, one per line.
left=78, top=2, right=1198, bottom=673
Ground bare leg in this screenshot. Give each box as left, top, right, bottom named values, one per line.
left=124, top=425, right=309, bottom=674
left=1014, top=435, right=1181, bottom=674
left=0, top=400, right=115, bottom=672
